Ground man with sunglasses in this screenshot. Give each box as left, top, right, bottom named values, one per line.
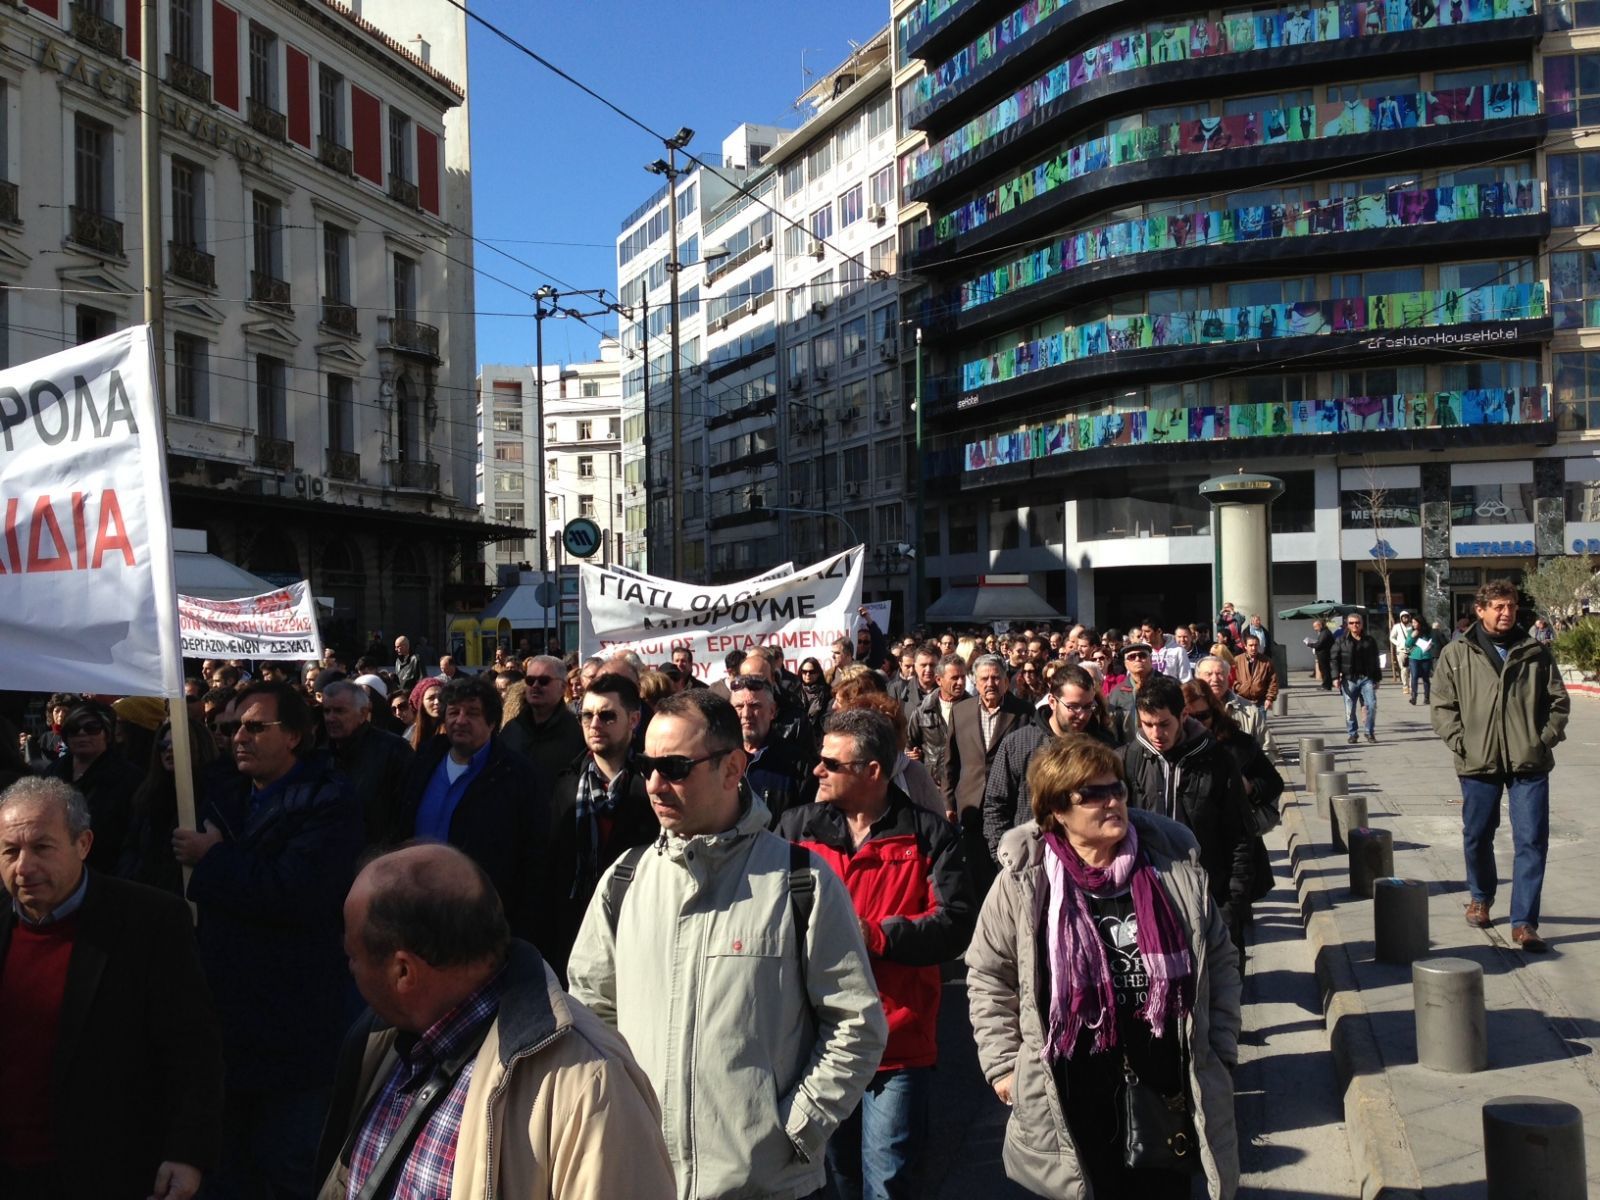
left=982, top=665, right=1115, bottom=860
left=499, top=654, right=585, bottom=779
left=777, top=708, right=976, bottom=1198
left=568, top=690, right=886, bottom=1200
left=43, top=702, right=140, bottom=876
left=545, top=673, right=656, bottom=981
left=1332, top=611, right=1384, bottom=744
left=1106, top=641, right=1157, bottom=743
left=391, top=675, right=551, bottom=948
left=172, top=681, right=363, bottom=1200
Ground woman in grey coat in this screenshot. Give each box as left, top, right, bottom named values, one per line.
left=966, top=734, right=1242, bottom=1199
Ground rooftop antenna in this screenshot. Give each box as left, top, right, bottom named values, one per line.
left=797, top=48, right=822, bottom=106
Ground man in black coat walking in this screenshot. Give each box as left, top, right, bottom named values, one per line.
left=1331, top=610, right=1384, bottom=743
left=0, top=777, right=223, bottom=1200
left=321, top=680, right=413, bottom=845
left=391, top=675, right=552, bottom=949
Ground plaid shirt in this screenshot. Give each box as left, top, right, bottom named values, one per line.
left=572, top=756, right=631, bottom=896
left=346, top=972, right=503, bottom=1200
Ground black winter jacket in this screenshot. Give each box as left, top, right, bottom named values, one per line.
left=1120, top=725, right=1256, bottom=915
left=330, top=723, right=414, bottom=845
left=1331, top=632, right=1383, bottom=683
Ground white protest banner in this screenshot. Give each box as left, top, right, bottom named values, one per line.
left=179, top=582, right=324, bottom=661
left=580, top=548, right=863, bottom=683
left=0, top=327, right=181, bottom=696
left=858, top=600, right=892, bottom=638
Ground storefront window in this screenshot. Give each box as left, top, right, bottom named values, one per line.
left=1340, top=487, right=1421, bottom=529
left=1450, top=483, right=1534, bottom=526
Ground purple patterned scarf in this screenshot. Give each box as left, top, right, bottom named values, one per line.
left=1040, top=821, right=1194, bottom=1060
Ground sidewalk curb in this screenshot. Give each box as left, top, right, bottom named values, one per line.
left=1280, top=784, right=1425, bottom=1200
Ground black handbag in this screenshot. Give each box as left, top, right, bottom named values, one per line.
left=1120, top=1054, right=1202, bottom=1173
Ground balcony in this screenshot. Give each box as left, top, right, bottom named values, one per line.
left=70, top=4, right=122, bottom=56
left=318, top=137, right=354, bottom=176
left=326, top=449, right=361, bottom=481
left=388, top=177, right=420, bottom=209
left=68, top=206, right=123, bottom=256
left=0, top=180, right=19, bottom=226
left=387, top=317, right=440, bottom=361
left=250, top=271, right=291, bottom=312
left=247, top=97, right=287, bottom=142
left=165, top=55, right=211, bottom=103
left=320, top=299, right=358, bottom=337
left=391, top=459, right=440, bottom=492
left=256, top=436, right=294, bottom=470
left=168, top=241, right=215, bottom=288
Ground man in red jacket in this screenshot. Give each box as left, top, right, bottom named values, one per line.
left=777, top=708, right=976, bottom=1198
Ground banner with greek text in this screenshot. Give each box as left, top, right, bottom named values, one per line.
left=0, top=328, right=182, bottom=696
left=579, top=548, right=864, bottom=683
left=179, top=582, right=324, bottom=661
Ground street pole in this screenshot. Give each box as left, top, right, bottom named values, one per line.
left=639, top=293, right=653, bottom=575
left=533, top=291, right=552, bottom=645
left=913, top=326, right=925, bottom=627
left=666, top=149, right=684, bottom=581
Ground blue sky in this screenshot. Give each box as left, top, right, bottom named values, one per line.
left=466, top=0, right=888, bottom=371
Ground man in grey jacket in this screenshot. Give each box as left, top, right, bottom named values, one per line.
left=568, top=690, right=886, bottom=1199
left=1432, top=579, right=1570, bottom=952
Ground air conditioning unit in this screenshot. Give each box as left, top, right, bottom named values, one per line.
left=843, top=481, right=862, bottom=498
left=878, top=341, right=899, bottom=362
left=815, top=366, right=830, bottom=383
left=809, top=241, right=826, bottom=260
left=840, top=406, right=860, bottom=423
left=811, top=300, right=828, bottom=317
left=868, top=203, right=886, bottom=224
left=788, top=489, right=805, bottom=504
left=787, top=373, right=805, bottom=392
left=876, top=406, right=892, bottom=424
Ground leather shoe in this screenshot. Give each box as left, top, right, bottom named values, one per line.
left=1465, top=900, right=1492, bottom=928
left=1347, top=734, right=1359, bottom=744
left=1512, top=925, right=1548, bottom=953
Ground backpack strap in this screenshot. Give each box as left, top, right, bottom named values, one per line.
left=602, top=845, right=650, bottom=940
left=788, top=843, right=817, bottom=1024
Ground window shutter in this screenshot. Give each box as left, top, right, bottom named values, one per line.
left=25, top=0, right=58, bottom=18
left=351, top=86, right=382, bottom=184
left=212, top=2, right=239, bottom=110
left=286, top=47, right=310, bottom=146
left=125, top=0, right=139, bottom=61
left=417, top=127, right=440, bottom=215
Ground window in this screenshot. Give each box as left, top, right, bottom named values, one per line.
left=547, top=458, right=558, bottom=481
left=494, top=503, right=524, bottom=526
left=806, top=139, right=833, bottom=181
left=322, top=224, right=351, bottom=302
left=393, top=254, right=418, bottom=321
left=876, top=438, right=902, bottom=482
left=172, top=333, right=208, bottom=420
left=579, top=494, right=596, bottom=518
left=577, top=419, right=593, bottom=439
left=76, top=306, right=115, bottom=345
left=578, top=455, right=595, bottom=478
left=869, top=237, right=896, bottom=277
left=256, top=354, right=287, bottom=439
left=782, top=158, right=805, bottom=198
left=783, top=224, right=809, bottom=261
left=841, top=316, right=867, bottom=359
left=812, top=332, right=837, bottom=373
left=1340, top=488, right=1421, bottom=530
left=251, top=192, right=282, bottom=281
left=491, top=410, right=523, bottom=433
left=1555, top=350, right=1600, bottom=430
left=169, top=0, right=198, bottom=65
left=1451, top=483, right=1534, bottom=526
left=327, top=373, right=355, bottom=453
left=1546, top=54, right=1600, bottom=129
left=810, top=205, right=834, bottom=242
left=1550, top=153, right=1600, bottom=228
left=74, top=116, right=113, bottom=216
left=835, top=114, right=864, bottom=161
left=247, top=23, right=277, bottom=108
left=876, top=502, right=904, bottom=543
left=867, top=92, right=894, bottom=140
left=170, top=158, right=204, bottom=249
left=948, top=503, right=979, bottom=554
left=318, top=67, right=345, bottom=146
left=492, top=440, right=523, bottom=461
left=838, top=184, right=864, bottom=228
left=608, top=417, right=621, bottom=438
left=870, top=165, right=894, bottom=209
left=546, top=421, right=557, bottom=443
left=872, top=302, right=898, bottom=346
left=843, top=444, right=869, bottom=484
left=582, top=380, right=600, bottom=398
left=1551, top=0, right=1600, bottom=29
left=389, top=108, right=413, bottom=182
left=814, top=269, right=835, bottom=306
left=495, top=472, right=525, bottom=496
left=1552, top=251, right=1600, bottom=329
left=840, top=255, right=865, bottom=295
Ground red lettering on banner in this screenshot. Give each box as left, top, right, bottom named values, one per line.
left=92, top=490, right=135, bottom=567
left=1, top=497, right=17, bottom=573
left=0, top=491, right=137, bottom=572
left=71, top=491, right=88, bottom=569
left=27, top=496, right=71, bottom=572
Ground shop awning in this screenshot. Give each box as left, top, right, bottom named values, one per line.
left=171, top=529, right=279, bottom=600
left=925, top=575, right=1062, bottom=624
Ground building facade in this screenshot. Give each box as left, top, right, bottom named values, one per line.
left=0, top=0, right=487, bottom=654
left=478, top=337, right=624, bottom=582
left=895, top=0, right=1600, bottom=636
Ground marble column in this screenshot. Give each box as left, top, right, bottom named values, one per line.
left=1200, top=473, right=1284, bottom=632
left=1420, top=462, right=1451, bottom=628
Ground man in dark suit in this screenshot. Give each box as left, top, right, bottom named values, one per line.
left=945, top=653, right=1034, bottom=889
left=0, top=776, right=223, bottom=1200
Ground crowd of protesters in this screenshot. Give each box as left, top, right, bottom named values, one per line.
left=0, top=582, right=1564, bottom=1200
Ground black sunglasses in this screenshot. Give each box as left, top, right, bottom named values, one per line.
left=580, top=709, right=621, bottom=725
left=728, top=675, right=771, bottom=692
left=64, top=721, right=105, bottom=737
left=818, top=755, right=870, bottom=775
left=637, top=749, right=732, bottom=782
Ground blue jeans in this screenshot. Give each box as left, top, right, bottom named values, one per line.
left=1340, top=677, right=1377, bottom=736
left=1461, top=773, right=1550, bottom=928
left=826, top=1067, right=930, bottom=1200
left=1408, top=658, right=1433, bottom=701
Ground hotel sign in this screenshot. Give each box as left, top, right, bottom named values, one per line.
left=33, top=37, right=271, bottom=170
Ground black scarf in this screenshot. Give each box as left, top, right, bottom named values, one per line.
left=1471, top=620, right=1523, bottom=675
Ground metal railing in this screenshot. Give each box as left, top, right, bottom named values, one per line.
left=250, top=271, right=291, bottom=310
left=70, top=4, right=121, bottom=55
left=392, top=459, right=440, bottom=492
left=68, top=205, right=123, bottom=256
left=0, top=181, right=19, bottom=226
left=168, top=241, right=215, bottom=287
left=318, top=137, right=354, bottom=175
left=166, top=54, right=211, bottom=102
left=320, top=299, right=358, bottom=337
left=247, top=97, right=287, bottom=142
left=388, top=317, right=440, bottom=360
left=388, top=177, right=419, bottom=209
left=256, top=436, right=294, bottom=469
left=326, top=449, right=360, bottom=481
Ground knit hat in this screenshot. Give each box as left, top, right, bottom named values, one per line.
left=409, top=676, right=443, bottom=711
left=353, top=673, right=388, bottom=699
left=112, top=696, right=167, bottom=732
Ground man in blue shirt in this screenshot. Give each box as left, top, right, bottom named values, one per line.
left=392, top=675, right=551, bottom=953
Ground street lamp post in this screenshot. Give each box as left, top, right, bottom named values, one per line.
left=646, top=126, right=695, bottom=581
left=912, top=326, right=925, bottom=626
left=753, top=499, right=860, bottom=549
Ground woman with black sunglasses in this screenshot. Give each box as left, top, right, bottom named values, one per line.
left=43, top=702, right=143, bottom=875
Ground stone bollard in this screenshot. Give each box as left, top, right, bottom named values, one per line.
left=1305, top=749, right=1335, bottom=792
left=1414, top=958, right=1487, bottom=1073
left=1331, top=794, right=1368, bottom=852
left=1272, top=692, right=1288, bottom=717
left=1484, top=1097, right=1586, bottom=1200
left=1348, top=828, right=1395, bottom=899
left=1374, top=877, right=1429, bottom=964
left=1297, top=737, right=1324, bottom=780
left=1315, top=771, right=1348, bottom=821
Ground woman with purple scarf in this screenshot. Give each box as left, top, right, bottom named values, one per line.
left=967, top=736, right=1242, bottom=1198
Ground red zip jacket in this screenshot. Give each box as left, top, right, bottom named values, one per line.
left=778, top=787, right=977, bottom=1070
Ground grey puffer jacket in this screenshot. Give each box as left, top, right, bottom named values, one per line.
left=966, top=811, right=1242, bottom=1200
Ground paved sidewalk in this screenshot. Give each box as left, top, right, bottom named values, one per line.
left=1270, top=679, right=1600, bottom=1199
